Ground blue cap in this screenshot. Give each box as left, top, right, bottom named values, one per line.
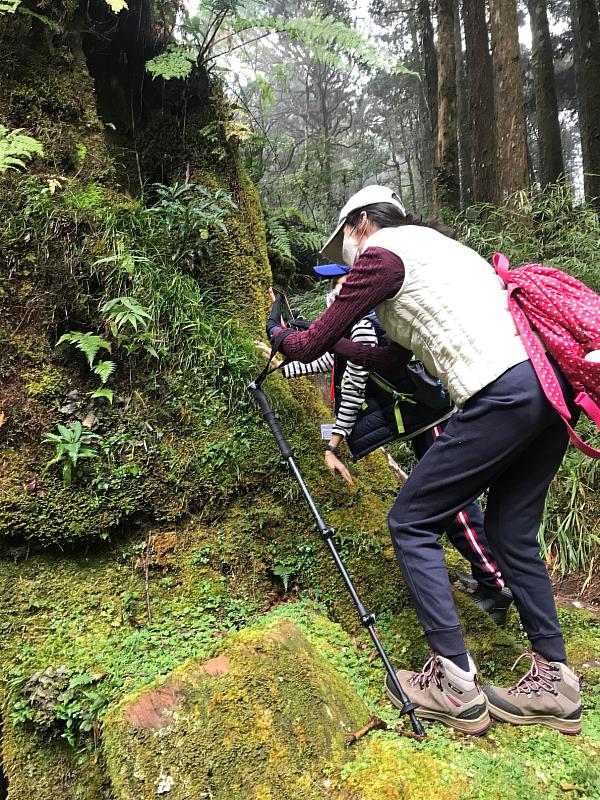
left=313, top=263, right=350, bottom=277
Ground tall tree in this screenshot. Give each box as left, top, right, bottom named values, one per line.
left=489, top=0, right=529, bottom=197
left=528, top=0, right=565, bottom=185
left=570, top=0, right=600, bottom=202
left=462, top=0, right=497, bottom=202
left=435, top=0, right=460, bottom=208
left=415, top=0, right=438, bottom=203
left=417, top=0, right=439, bottom=133
left=454, top=0, right=473, bottom=205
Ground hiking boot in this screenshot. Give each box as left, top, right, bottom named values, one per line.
left=483, top=652, right=582, bottom=734
left=471, top=584, right=514, bottom=628
left=385, top=653, right=491, bottom=735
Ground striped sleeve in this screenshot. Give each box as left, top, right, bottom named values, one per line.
left=283, top=352, right=334, bottom=378
left=332, top=318, right=378, bottom=438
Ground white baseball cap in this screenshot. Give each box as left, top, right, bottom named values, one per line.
left=320, top=185, right=406, bottom=263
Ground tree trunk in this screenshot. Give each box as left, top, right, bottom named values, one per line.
left=435, top=0, right=461, bottom=209
left=463, top=0, right=497, bottom=203
left=410, top=9, right=436, bottom=204
left=528, top=0, right=565, bottom=186
left=454, top=0, right=473, bottom=206
left=489, top=0, right=529, bottom=198
left=570, top=0, right=600, bottom=203
left=417, top=0, right=439, bottom=136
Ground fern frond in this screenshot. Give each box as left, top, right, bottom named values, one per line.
left=146, top=45, right=196, bottom=81
left=0, top=125, right=44, bottom=173
left=104, top=0, right=128, bottom=12
left=56, top=332, right=111, bottom=368
left=92, top=360, right=117, bottom=384
left=265, top=216, right=293, bottom=260
left=0, top=1, right=21, bottom=14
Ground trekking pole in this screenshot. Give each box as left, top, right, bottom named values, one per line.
left=248, top=379, right=425, bottom=737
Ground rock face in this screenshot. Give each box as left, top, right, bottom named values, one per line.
left=103, top=619, right=370, bottom=800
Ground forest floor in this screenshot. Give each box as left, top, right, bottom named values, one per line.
left=554, top=571, right=600, bottom=619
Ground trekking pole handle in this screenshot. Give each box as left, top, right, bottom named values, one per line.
left=248, top=382, right=293, bottom=461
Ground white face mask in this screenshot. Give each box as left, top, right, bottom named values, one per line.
left=342, top=235, right=359, bottom=267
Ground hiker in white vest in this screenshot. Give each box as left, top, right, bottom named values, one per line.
left=266, top=185, right=582, bottom=735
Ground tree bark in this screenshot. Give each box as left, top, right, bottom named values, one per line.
left=435, top=0, right=461, bottom=209
left=489, top=0, right=529, bottom=198
left=528, top=0, right=565, bottom=186
left=570, top=0, right=600, bottom=203
left=417, top=0, right=439, bottom=136
left=454, top=0, right=473, bottom=206
left=410, top=7, right=436, bottom=204
left=463, top=0, right=497, bottom=203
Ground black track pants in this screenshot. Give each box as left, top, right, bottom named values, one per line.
left=412, top=424, right=505, bottom=594
left=388, top=358, right=576, bottom=663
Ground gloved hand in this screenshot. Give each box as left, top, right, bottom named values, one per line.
left=289, top=317, right=311, bottom=331
left=266, top=290, right=286, bottom=340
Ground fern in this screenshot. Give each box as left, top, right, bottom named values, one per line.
left=104, top=0, right=128, bottom=13
left=228, top=15, right=418, bottom=75
left=266, top=216, right=293, bottom=260
left=56, top=332, right=111, bottom=368
left=146, top=45, right=196, bottom=81
left=92, top=360, right=117, bottom=384
left=168, top=8, right=416, bottom=77
left=0, top=125, right=44, bottom=173
left=0, top=0, right=20, bottom=13
left=89, top=388, right=114, bottom=404
left=265, top=208, right=323, bottom=262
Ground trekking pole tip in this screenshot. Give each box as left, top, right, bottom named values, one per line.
left=410, top=715, right=426, bottom=737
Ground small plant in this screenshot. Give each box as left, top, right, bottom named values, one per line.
left=56, top=331, right=111, bottom=368
left=43, top=422, right=102, bottom=487
left=0, top=124, right=44, bottom=173
left=56, top=331, right=116, bottom=402
left=101, top=296, right=151, bottom=332
left=9, top=664, right=109, bottom=746
left=265, top=207, right=324, bottom=263
left=145, top=182, right=237, bottom=265
left=101, top=296, right=160, bottom=359
left=146, top=44, right=196, bottom=80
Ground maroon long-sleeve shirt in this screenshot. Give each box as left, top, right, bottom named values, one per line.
left=278, top=246, right=412, bottom=379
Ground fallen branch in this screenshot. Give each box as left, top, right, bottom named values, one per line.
left=381, top=446, right=408, bottom=483
left=393, top=724, right=428, bottom=742
left=346, top=715, right=388, bottom=745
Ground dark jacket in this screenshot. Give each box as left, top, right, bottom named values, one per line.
left=336, top=314, right=454, bottom=461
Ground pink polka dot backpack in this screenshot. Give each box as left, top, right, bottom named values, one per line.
left=494, top=253, right=600, bottom=458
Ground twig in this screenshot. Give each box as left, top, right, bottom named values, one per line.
left=381, top=446, right=409, bottom=483
left=393, top=724, right=428, bottom=742
left=346, top=715, right=388, bottom=745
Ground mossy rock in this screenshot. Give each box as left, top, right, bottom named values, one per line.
left=102, top=618, right=370, bottom=800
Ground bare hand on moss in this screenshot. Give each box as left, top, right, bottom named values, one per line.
left=254, top=340, right=282, bottom=366
left=324, top=450, right=354, bottom=485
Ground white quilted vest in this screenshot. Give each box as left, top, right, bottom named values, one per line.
left=369, top=226, right=529, bottom=407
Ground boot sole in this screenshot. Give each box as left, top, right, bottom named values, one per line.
left=385, top=687, right=492, bottom=735
left=487, top=702, right=582, bottom=735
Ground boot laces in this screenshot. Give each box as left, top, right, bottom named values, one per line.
left=408, top=655, right=443, bottom=690
left=507, top=652, right=557, bottom=696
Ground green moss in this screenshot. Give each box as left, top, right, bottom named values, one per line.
left=22, top=365, right=67, bottom=400
left=338, top=735, right=468, bottom=800
left=103, top=619, right=370, bottom=800
left=2, top=718, right=112, bottom=800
